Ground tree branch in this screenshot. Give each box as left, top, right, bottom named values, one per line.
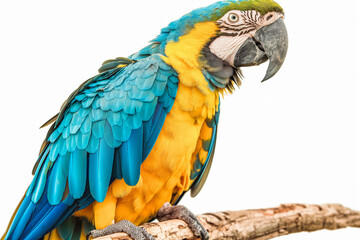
left=93, top=203, right=360, bottom=240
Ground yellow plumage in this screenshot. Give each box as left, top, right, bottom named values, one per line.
left=49, top=21, right=220, bottom=234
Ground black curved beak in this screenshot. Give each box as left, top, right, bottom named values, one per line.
left=234, top=18, right=288, bottom=82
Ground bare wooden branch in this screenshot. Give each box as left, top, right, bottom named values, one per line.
left=93, top=203, right=360, bottom=240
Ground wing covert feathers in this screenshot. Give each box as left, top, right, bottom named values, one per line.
left=5, top=54, right=178, bottom=240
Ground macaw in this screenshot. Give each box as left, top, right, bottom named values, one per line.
left=2, top=0, right=288, bottom=239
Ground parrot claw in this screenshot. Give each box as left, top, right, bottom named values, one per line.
left=157, top=202, right=209, bottom=240
left=87, top=220, right=155, bottom=240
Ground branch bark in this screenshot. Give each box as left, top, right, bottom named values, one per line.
left=93, top=203, right=360, bottom=240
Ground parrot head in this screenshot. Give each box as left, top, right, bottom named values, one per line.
left=143, top=0, right=288, bottom=91
left=204, top=0, right=288, bottom=82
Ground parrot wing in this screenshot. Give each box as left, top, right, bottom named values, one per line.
left=172, top=105, right=220, bottom=204
left=190, top=108, right=219, bottom=197
left=4, top=54, right=178, bottom=240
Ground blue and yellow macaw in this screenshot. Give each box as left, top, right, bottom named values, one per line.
left=2, top=0, right=288, bottom=239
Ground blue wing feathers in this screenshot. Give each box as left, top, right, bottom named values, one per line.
left=91, top=97, right=101, bottom=109
left=5, top=196, right=31, bottom=239
left=92, top=120, right=105, bottom=139
left=56, top=216, right=77, bottom=240
left=68, top=149, right=87, bottom=199
left=106, top=111, right=122, bottom=127
left=120, top=126, right=143, bottom=186
left=22, top=192, right=55, bottom=237
left=27, top=146, right=51, bottom=196
left=78, top=107, right=91, bottom=119
left=75, top=131, right=91, bottom=150
left=62, top=113, right=73, bottom=128
left=49, top=129, right=61, bottom=143
left=123, top=97, right=143, bottom=115
left=152, top=80, right=167, bottom=96
left=6, top=54, right=178, bottom=240
left=112, top=124, right=130, bottom=142
left=124, top=114, right=142, bottom=130
left=80, top=116, right=92, bottom=134
left=103, top=121, right=115, bottom=148
left=58, top=137, right=68, bottom=156
left=86, top=133, right=99, bottom=154
left=143, top=104, right=167, bottom=160
left=90, top=108, right=105, bottom=122
left=82, top=97, right=95, bottom=109
left=31, top=159, right=52, bottom=203
left=89, top=139, right=115, bottom=202
left=189, top=103, right=220, bottom=197
left=48, top=153, right=70, bottom=205
left=56, top=216, right=94, bottom=240
left=112, top=148, right=123, bottom=180
left=69, top=102, right=81, bottom=113
left=140, top=98, right=158, bottom=122
left=202, top=139, right=211, bottom=151
left=70, top=112, right=85, bottom=134
left=24, top=203, right=76, bottom=240
left=62, top=125, right=71, bottom=139
left=9, top=202, right=36, bottom=240
left=66, top=135, right=77, bottom=153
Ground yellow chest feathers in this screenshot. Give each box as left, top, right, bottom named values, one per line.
left=162, top=21, right=220, bottom=119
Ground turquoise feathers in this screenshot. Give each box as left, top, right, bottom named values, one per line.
left=5, top=54, right=179, bottom=240
left=29, top=54, right=178, bottom=203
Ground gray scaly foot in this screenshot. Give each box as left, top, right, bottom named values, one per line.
left=157, top=202, right=209, bottom=240
left=87, top=220, right=155, bottom=240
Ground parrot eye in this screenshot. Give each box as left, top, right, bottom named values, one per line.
left=228, top=13, right=239, bottom=23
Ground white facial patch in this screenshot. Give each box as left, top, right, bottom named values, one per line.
left=209, top=35, right=249, bottom=66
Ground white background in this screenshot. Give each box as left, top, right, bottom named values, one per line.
left=0, top=0, right=359, bottom=239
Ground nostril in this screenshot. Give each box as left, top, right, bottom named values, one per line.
left=266, top=14, right=273, bottom=21
left=252, top=37, right=265, bottom=52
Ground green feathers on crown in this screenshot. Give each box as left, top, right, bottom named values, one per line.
left=209, top=0, right=283, bottom=21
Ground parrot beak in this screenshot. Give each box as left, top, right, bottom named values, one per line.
left=234, top=18, right=288, bottom=82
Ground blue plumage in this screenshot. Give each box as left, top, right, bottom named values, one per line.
left=68, top=149, right=87, bottom=199
left=103, top=121, right=115, bottom=148
left=144, top=104, right=167, bottom=159
left=31, top=159, right=51, bottom=203
left=9, top=202, right=36, bottom=240
left=24, top=200, right=76, bottom=240
left=56, top=217, right=77, bottom=240
left=75, top=131, right=91, bottom=150
left=89, top=139, right=115, bottom=202
left=80, top=116, right=92, bottom=134
left=66, top=135, right=77, bottom=152
left=27, top=147, right=51, bottom=196
left=119, top=126, right=143, bottom=186
left=5, top=54, right=179, bottom=240
left=48, top=154, right=70, bottom=205
left=82, top=97, right=95, bottom=108
left=92, top=120, right=105, bottom=138
left=5, top=196, right=31, bottom=239
left=112, top=148, right=123, bottom=180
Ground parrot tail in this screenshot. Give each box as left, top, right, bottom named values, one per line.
left=2, top=195, right=94, bottom=240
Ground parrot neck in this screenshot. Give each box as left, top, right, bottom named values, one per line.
left=161, top=21, right=221, bottom=119
left=162, top=21, right=219, bottom=93
left=162, top=21, right=240, bottom=97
